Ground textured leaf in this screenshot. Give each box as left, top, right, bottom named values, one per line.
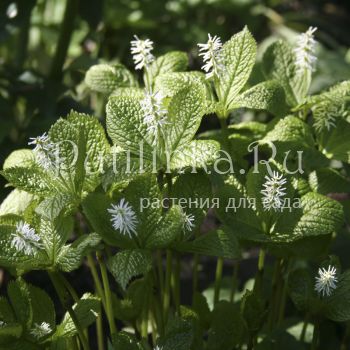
left=145, top=205, right=184, bottom=248
left=309, top=168, right=350, bottom=195
left=106, top=95, right=154, bottom=160
left=234, top=80, right=288, bottom=116
left=55, top=293, right=100, bottom=338
left=108, top=249, right=152, bottom=290
left=56, top=233, right=101, bottom=272
left=262, top=40, right=307, bottom=106
left=170, top=140, right=219, bottom=171
left=0, top=190, right=34, bottom=216
left=220, top=27, right=257, bottom=110
left=166, top=84, right=205, bottom=152
left=148, top=51, right=188, bottom=84
left=85, top=63, right=136, bottom=94
left=3, top=149, right=34, bottom=170
left=176, top=229, right=240, bottom=259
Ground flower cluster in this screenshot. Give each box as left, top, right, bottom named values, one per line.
left=294, top=26, right=317, bottom=73
left=30, top=322, right=52, bottom=338
left=315, top=265, right=338, bottom=297
left=28, top=132, right=55, bottom=170
left=261, top=171, right=287, bottom=211
left=140, top=91, right=169, bottom=140
left=11, top=221, right=42, bottom=256
left=130, top=35, right=155, bottom=70
left=108, top=198, right=138, bottom=237
left=198, top=33, right=224, bottom=79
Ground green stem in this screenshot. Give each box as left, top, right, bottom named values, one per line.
left=87, top=254, right=106, bottom=309
left=254, top=249, right=266, bottom=293
left=156, top=250, right=164, bottom=298
left=192, top=253, right=199, bottom=303
left=58, top=273, right=79, bottom=302
left=163, top=250, right=173, bottom=322
left=300, top=315, right=308, bottom=342
left=311, top=321, right=319, bottom=350
left=97, top=252, right=117, bottom=335
left=96, top=313, right=104, bottom=350
left=49, top=272, right=90, bottom=350
left=172, top=252, right=181, bottom=313
left=214, top=257, right=224, bottom=305
left=230, top=262, right=239, bottom=302
left=49, top=0, right=79, bottom=80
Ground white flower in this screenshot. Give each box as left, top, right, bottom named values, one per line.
left=108, top=198, right=138, bottom=237
left=28, top=132, right=55, bottom=170
left=130, top=35, right=155, bottom=70
left=198, top=34, right=224, bottom=79
left=315, top=265, right=338, bottom=297
left=11, top=221, right=42, bottom=256
left=260, top=171, right=287, bottom=211
left=140, top=91, right=169, bottom=140
left=30, top=322, right=52, bottom=338
left=294, top=26, right=317, bottom=73
left=0, top=321, right=5, bottom=327
left=183, top=212, right=195, bottom=232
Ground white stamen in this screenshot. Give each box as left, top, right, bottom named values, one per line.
left=108, top=198, right=138, bottom=238
left=130, top=35, right=155, bottom=70
left=315, top=265, right=338, bottom=297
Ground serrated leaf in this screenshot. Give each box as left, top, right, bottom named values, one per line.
left=165, top=84, right=205, bottom=152
left=54, top=293, right=100, bottom=338
left=3, top=149, right=34, bottom=170
left=175, top=229, right=240, bottom=259
left=148, top=51, right=188, bottom=84
left=262, top=40, right=307, bottom=106
left=111, top=332, right=144, bottom=350
left=233, top=80, right=288, bottom=116
left=220, top=26, right=257, bottom=110
left=207, top=301, right=245, bottom=350
left=108, top=249, right=152, bottom=290
left=56, top=233, right=101, bottom=272
left=170, top=140, right=219, bottom=171
left=309, top=168, right=350, bottom=195
left=85, top=63, right=136, bottom=94
left=145, top=205, right=184, bottom=248
left=106, top=95, right=154, bottom=161
left=0, top=190, right=34, bottom=216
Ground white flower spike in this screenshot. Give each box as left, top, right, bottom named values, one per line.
left=315, top=265, right=338, bottom=297
left=30, top=322, right=52, bottom=338
left=198, top=33, right=224, bottom=79
left=11, top=221, right=42, bottom=256
left=261, top=171, right=287, bottom=211
left=130, top=35, right=155, bottom=70
left=108, top=198, right=138, bottom=237
left=140, top=90, right=169, bottom=140
left=294, top=26, right=317, bottom=73
left=183, top=212, right=195, bottom=232
left=28, top=132, right=55, bottom=170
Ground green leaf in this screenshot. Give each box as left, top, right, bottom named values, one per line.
left=262, top=40, right=306, bottom=106
left=111, top=332, right=143, bottom=350
left=145, top=205, right=184, bottom=249
left=108, top=249, right=152, bottom=290
left=1, top=166, right=55, bottom=195
left=241, top=289, right=266, bottom=333
left=166, top=84, right=205, bottom=152
left=309, top=168, right=350, bottom=195
left=148, top=51, right=188, bottom=84
left=0, top=190, right=34, bottom=216
left=220, top=26, right=257, bottom=110
left=7, top=280, right=32, bottom=329
left=233, top=80, right=288, bottom=116
left=54, top=293, right=100, bottom=338
left=106, top=95, right=154, bottom=160
left=155, top=71, right=211, bottom=99
left=82, top=192, right=136, bottom=248
left=170, top=140, right=219, bottom=171
left=56, top=233, right=101, bottom=272
left=207, top=301, right=245, bottom=350
left=316, top=117, right=350, bottom=163
left=3, top=149, right=34, bottom=170
left=176, top=229, right=240, bottom=259
left=85, top=63, right=137, bottom=94
left=324, top=270, right=350, bottom=322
